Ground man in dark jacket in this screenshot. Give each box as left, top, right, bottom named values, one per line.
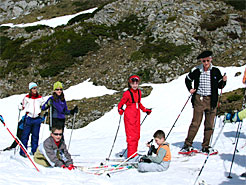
left=34, top=126, right=75, bottom=170
left=180, top=50, right=227, bottom=154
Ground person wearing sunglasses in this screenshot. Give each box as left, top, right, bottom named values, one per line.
left=20, top=82, right=45, bottom=158
left=34, top=126, right=75, bottom=170
left=42, top=81, right=78, bottom=130
left=118, top=75, right=152, bottom=160
left=180, top=50, right=227, bottom=155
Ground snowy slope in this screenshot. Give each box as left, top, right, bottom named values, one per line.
left=0, top=65, right=245, bottom=185
left=1, top=7, right=97, bottom=28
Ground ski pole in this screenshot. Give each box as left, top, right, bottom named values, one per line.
left=193, top=117, right=225, bottom=185
left=232, top=119, right=240, bottom=145
left=165, top=94, right=192, bottom=140
left=228, top=121, right=242, bottom=179
left=106, top=115, right=122, bottom=160
left=68, top=113, right=76, bottom=151
left=0, top=116, right=40, bottom=172
left=49, top=105, right=52, bottom=130
left=104, top=151, right=138, bottom=177
left=40, top=112, right=48, bottom=143
left=14, top=108, right=22, bottom=155
left=120, top=113, right=149, bottom=158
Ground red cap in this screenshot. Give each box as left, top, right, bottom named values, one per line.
left=129, top=75, right=140, bottom=83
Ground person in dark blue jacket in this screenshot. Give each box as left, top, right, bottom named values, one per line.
left=42, top=81, right=78, bottom=130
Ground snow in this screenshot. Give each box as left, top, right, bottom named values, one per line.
left=0, top=65, right=245, bottom=185
left=0, top=7, right=97, bottom=28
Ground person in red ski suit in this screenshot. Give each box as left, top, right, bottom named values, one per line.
left=118, top=75, right=152, bottom=158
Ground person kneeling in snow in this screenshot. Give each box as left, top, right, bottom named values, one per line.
left=34, top=126, right=75, bottom=170
left=138, top=130, right=171, bottom=172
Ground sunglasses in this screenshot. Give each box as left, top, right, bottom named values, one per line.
left=55, top=89, right=63, bottom=91
left=32, top=87, right=37, bottom=90
left=130, top=78, right=139, bottom=83
left=202, top=59, right=210, bottom=63
left=52, top=133, right=63, bottom=136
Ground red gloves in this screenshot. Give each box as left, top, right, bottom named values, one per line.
left=146, top=109, right=152, bottom=115
left=61, top=164, right=76, bottom=170
left=118, top=109, right=124, bottom=115
left=67, top=164, right=76, bottom=170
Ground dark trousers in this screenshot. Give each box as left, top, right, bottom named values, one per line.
left=20, top=117, right=41, bottom=155
left=185, top=94, right=217, bottom=148
left=52, top=118, right=65, bottom=130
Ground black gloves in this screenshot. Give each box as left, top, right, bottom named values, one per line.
left=139, top=155, right=151, bottom=163
left=147, top=145, right=157, bottom=155
left=70, top=106, right=78, bottom=115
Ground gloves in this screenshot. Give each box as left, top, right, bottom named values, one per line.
left=224, top=112, right=232, bottom=123
left=18, top=103, right=23, bottom=110
left=61, top=165, right=67, bottom=169
left=118, top=109, right=124, bottom=115
left=139, top=155, right=151, bottom=163
left=232, top=112, right=240, bottom=122
left=146, top=109, right=152, bottom=115
left=61, top=164, right=76, bottom=170
left=0, top=115, right=4, bottom=123
left=70, top=106, right=78, bottom=115
left=43, top=112, right=48, bottom=118
left=147, top=145, right=157, bottom=155
left=67, top=164, right=76, bottom=170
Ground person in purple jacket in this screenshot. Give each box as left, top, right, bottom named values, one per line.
left=42, top=81, right=78, bottom=130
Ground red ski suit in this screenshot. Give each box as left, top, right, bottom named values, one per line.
left=118, top=88, right=148, bottom=158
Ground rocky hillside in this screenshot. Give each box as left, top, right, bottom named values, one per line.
left=0, top=0, right=245, bottom=128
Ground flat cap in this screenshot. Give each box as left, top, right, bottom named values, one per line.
left=197, top=50, right=213, bottom=59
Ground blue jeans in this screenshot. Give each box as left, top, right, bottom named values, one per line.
left=20, top=116, right=41, bottom=155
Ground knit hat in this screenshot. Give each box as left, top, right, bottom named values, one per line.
left=29, top=82, right=38, bottom=90
left=129, top=75, right=140, bottom=83
left=197, top=50, right=213, bottom=59
left=53, top=81, right=63, bottom=91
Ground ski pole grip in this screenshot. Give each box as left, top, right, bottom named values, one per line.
left=147, top=139, right=153, bottom=144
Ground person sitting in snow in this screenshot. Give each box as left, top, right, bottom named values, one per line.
left=138, top=130, right=171, bottom=172
left=42, top=81, right=78, bottom=130
left=34, top=125, right=75, bottom=170
left=118, top=75, right=152, bottom=160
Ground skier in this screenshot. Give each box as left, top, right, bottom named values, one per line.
left=118, top=75, right=152, bottom=160
left=41, top=81, right=78, bottom=130
left=34, top=125, right=75, bottom=170
left=138, top=130, right=171, bottom=172
left=20, top=82, right=45, bottom=157
left=180, top=51, right=227, bottom=154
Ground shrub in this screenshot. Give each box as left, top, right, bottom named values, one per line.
left=111, top=14, right=147, bottom=39
left=135, top=38, right=192, bottom=63
left=223, top=0, right=246, bottom=10
left=1, top=37, right=25, bottom=60
left=137, top=69, right=151, bottom=82
left=24, top=25, right=50, bottom=33
left=0, top=26, right=10, bottom=32
left=227, top=94, right=243, bottom=102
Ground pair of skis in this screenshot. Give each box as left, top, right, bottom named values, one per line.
left=178, top=149, right=218, bottom=156
left=77, top=163, right=134, bottom=177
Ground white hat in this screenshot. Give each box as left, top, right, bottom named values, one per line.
left=29, top=82, right=38, bottom=90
